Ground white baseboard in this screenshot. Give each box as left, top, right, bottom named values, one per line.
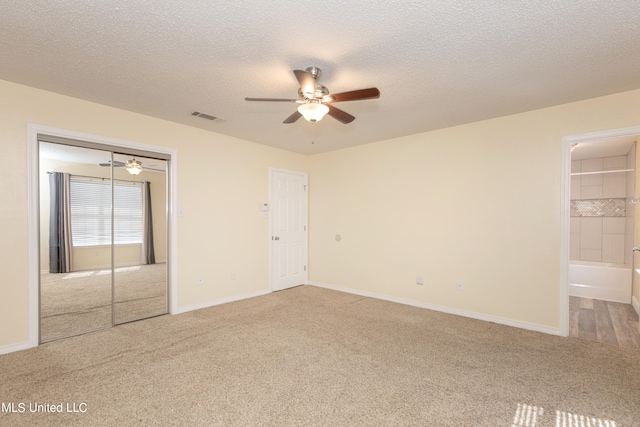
left=0, top=341, right=32, bottom=356
left=175, top=289, right=271, bottom=314
left=632, top=295, right=640, bottom=317
left=308, top=281, right=560, bottom=336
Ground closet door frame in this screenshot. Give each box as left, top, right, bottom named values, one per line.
left=27, top=123, right=178, bottom=348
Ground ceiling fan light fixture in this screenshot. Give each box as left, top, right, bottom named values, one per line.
left=245, top=67, right=379, bottom=124
left=297, top=102, right=329, bottom=123
left=125, top=158, right=142, bottom=175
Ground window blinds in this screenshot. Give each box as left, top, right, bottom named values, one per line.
left=70, top=178, right=143, bottom=246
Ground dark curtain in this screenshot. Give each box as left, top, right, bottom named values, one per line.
left=142, top=181, right=155, bottom=265
left=49, top=172, right=72, bottom=273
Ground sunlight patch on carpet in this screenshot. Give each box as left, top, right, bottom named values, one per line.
left=512, top=404, right=617, bottom=427
left=62, top=266, right=142, bottom=279
left=512, top=403, right=543, bottom=426
left=114, top=266, right=141, bottom=273
left=61, top=271, right=94, bottom=279
left=555, top=411, right=616, bottom=427
left=95, top=266, right=142, bottom=276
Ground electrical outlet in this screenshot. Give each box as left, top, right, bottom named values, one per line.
left=197, top=277, right=203, bottom=286
left=416, top=275, right=424, bottom=285
left=231, top=272, right=236, bottom=280
left=456, top=281, right=463, bottom=291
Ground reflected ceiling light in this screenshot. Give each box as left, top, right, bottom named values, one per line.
left=125, top=158, right=142, bottom=175
left=571, top=143, right=579, bottom=152
left=297, top=101, right=329, bottom=123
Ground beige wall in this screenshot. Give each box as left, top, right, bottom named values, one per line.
left=0, top=79, right=309, bottom=348
left=308, top=89, right=640, bottom=329
left=2, top=77, right=640, bottom=350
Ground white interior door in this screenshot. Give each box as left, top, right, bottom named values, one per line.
left=270, top=169, right=308, bottom=291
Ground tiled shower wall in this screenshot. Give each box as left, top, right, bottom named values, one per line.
left=570, top=152, right=635, bottom=265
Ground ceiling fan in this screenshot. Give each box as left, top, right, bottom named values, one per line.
left=99, top=159, right=164, bottom=175
left=245, top=66, right=380, bottom=124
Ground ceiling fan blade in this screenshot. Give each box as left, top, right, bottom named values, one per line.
left=245, top=97, right=299, bottom=102
left=328, top=88, right=380, bottom=103
left=99, top=160, right=125, bottom=167
left=293, top=69, right=316, bottom=98
left=326, top=104, right=355, bottom=124
left=283, top=110, right=302, bottom=124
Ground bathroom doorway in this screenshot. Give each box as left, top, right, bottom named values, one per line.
left=563, top=127, right=640, bottom=348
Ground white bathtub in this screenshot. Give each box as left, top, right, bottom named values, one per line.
left=569, top=261, right=632, bottom=303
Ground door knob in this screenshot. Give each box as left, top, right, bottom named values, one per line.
left=274, top=236, right=280, bottom=240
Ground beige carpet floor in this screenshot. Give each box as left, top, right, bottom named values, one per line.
left=1, top=285, right=639, bottom=426
left=40, top=264, right=167, bottom=342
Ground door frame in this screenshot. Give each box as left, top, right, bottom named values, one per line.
left=268, top=167, right=308, bottom=292
left=27, top=123, right=178, bottom=348
left=560, top=124, right=640, bottom=337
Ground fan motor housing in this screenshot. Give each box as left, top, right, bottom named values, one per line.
left=306, top=66, right=322, bottom=80
left=299, top=84, right=329, bottom=100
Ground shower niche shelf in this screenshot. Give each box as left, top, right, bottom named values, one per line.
left=570, top=168, right=633, bottom=176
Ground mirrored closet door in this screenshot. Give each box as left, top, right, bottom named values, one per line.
left=39, top=139, right=169, bottom=343
left=113, top=153, right=168, bottom=324
left=39, top=143, right=113, bottom=342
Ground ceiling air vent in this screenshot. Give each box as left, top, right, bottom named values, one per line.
left=191, top=111, right=217, bottom=121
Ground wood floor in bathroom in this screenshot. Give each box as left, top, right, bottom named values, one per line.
left=569, top=296, right=640, bottom=350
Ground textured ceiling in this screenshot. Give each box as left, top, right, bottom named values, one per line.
left=2, top=1, right=640, bottom=155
